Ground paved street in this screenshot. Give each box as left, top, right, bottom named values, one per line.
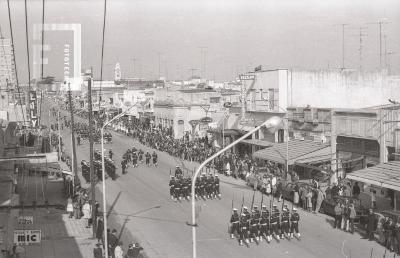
left=42, top=99, right=388, bottom=258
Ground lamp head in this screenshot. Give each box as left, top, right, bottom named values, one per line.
left=263, top=116, right=284, bottom=133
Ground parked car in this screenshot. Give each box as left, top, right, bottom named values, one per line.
left=320, top=195, right=369, bottom=224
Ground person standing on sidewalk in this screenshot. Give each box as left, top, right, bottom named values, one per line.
left=67, top=198, right=74, bottom=218
left=82, top=200, right=92, bottom=228
left=314, top=186, right=326, bottom=214
left=96, top=216, right=104, bottom=244
left=348, top=203, right=356, bottom=234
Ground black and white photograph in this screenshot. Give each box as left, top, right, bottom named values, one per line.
left=0, top=0, right=400, bottom=257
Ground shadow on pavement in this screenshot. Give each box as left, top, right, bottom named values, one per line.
left=107, top=191, right=122, bottom=218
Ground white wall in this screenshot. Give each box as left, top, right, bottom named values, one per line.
left=288, top=69, right=400, bottom=109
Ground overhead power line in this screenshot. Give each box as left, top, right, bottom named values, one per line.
left=7, top=0, right=26, bottom=125
left=24, top=0, right=32, bottom=123
left=99, top=0, right=107, bottom=111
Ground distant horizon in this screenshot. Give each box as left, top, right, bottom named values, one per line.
left=0, top=0, right=399, bottom=83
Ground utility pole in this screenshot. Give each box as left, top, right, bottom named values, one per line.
left=367, top=19, right=390, bottom=69
left=189, top=68, right=198, bottom=78
left=130, top=58, right=136, bottom=78
left=198, top=47, right=207, bottom=79
left=339, top=24, right=349, bottom=70
left=67, top=82, right=78, bottom=194
left=157, top=52, right=162, bottom=80
left=88, top=76, right=96, bottom=238
left=350, top=27, right=367, bottom=71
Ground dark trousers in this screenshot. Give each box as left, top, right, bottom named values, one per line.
left=348, top=218, right=354, bottom=233
left=334, top=215, right=341, bottom=228
left=281, top=222, right=290, bottom=234
left=240, top=227, right=249, bottom=240
left=230, top=223, right=239, bottom=235
left=290, top=222, right=299, bottom=233
left=271, top=223, right=279, bottom=235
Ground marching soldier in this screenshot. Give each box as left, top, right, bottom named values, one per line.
left=240, top=213, right=250, bottom=245
left=206, top=175, right=214, bottom=199
left=121, top=159, right=127, bottom=175
left=132, top=150, right=138, bottom=167
left=169, top=176, right=176, bottom=199
left=213, top=175, right=221, bottom=198
left=199, top=173, right=207, bottom=198
left=182, top=177, right=190, bottom=199
left=270, top=204, right=280, bottom=239
left=259, top=205, right=271, bottom=242
left=138, top=149, right=144, bottom=163
left=230, top=208, right=240, bottom=239
left=152, top=151, right=158, bottom=167
left=195, top=177, right=201, bottom=199
left=175, top=165, right=183, bottom=178
left=280, top=206, right=290, bottom=239
left=250, top=206, right=260, bottom=242
left=290, top=207, right=300, bottom=239
left=145, top=151, right=151, bottom=166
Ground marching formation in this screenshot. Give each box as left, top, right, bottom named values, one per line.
left=229, top=197, right=301, bottom=246
left=121, top=147, right=158, bottom=174
left=169, top=166, right=221, bottom=201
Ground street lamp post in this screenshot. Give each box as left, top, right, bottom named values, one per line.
left=190, top=116, right=283, bottom=258
left=101, top=106, right=133, bottom=257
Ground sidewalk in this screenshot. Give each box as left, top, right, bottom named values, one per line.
left=0, top=163, right=99, bottom=258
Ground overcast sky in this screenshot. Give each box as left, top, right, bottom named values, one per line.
left=0, top=0, right=399, bottom=82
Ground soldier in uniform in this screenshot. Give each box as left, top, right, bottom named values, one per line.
left=121, top=159, right=127, bottom=175
left=229, top=208, right=240, bottom=239
left=152, top=151, right=158, bottom=167
left=199, top=173, right=207, bottom=198
left=249, top=206, right=260, bottom=242
left=270, top=204, right=280, bottom=239
left=145, top=151, right=151, bottom=166
left=290, top=207, right=300, bottom=239
left=174, top=177, right=182, bottom=200
left=169, top=176, right=176, bottom=199
left=175, top=165, right=183, bottom=178
left=206, top=175, right=214, bottom=199
left=195, top=177, right=201, bottom=199
left=239, top=213, right=250, bottom=245
left=259, top=205, right=271, bottom=242
left=280, top=206, right=290, bottom=239
left=109, top=149, right=113, bottom=160
left=182, top=177, right=190, bottom=199
left=132, top=150, right=138, bottom=167
left=138, top=149, right=144, bottom=163
left=213, top=175, right=221, bottom=198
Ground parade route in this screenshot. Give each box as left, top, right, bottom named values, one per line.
left=42, top=99, right=388, bottom=258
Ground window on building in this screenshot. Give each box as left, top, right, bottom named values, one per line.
left=210, top=97, right=220, bottom=103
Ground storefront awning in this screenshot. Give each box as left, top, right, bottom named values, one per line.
left=241, top=139, right=273, bottom=148
left=252, top=139, right=330, bottom=165
left=346, top=161, right=400, bottom=191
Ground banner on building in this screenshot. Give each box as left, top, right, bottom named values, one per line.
left=14, top=229, right=41, bottom=245
left=29, top=91, right=38, bottom=128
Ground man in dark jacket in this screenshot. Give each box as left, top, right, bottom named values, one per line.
left=366, top=209, right=376, bottom=240
left=96, top=216, right=104, bottom=244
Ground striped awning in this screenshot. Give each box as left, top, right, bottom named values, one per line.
left=241, top=139, right=273, bottom=148
left=252, top=139, right=330, bottom=165
left=346, top=161, right=400, bottom=191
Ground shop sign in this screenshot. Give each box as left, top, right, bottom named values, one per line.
left=18, top=216, right=33, bottom=225
left=29, top=91, right=38, bottom=128
left=14, top=230, right=41, bottom=245
left=200, top=117, right=212, bottom=123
